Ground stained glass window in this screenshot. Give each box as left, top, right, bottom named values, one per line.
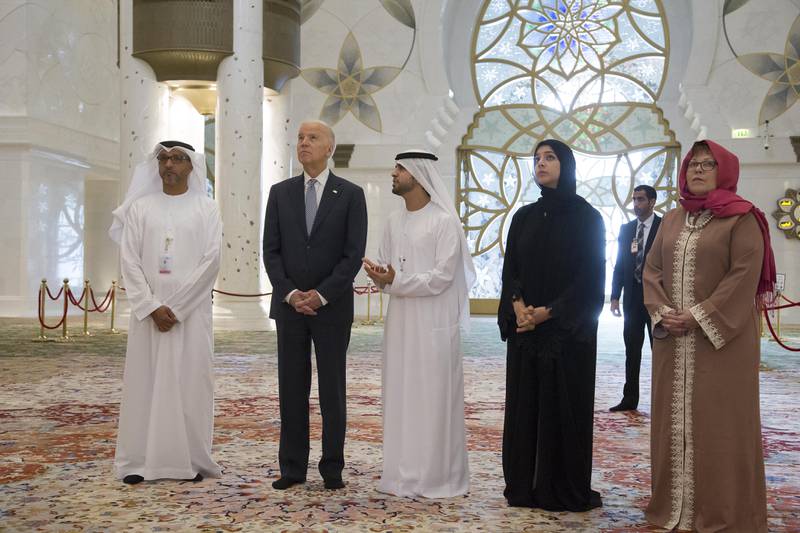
left=460, top=0, right=679, bottom=298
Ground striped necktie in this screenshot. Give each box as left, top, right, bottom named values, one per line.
left=634, top=222, right=645, bottom=283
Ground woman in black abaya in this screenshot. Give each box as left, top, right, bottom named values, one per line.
left=499, top=139, right=605, bottom=511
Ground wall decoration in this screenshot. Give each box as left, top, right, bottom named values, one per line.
left=302, top=32, right=401, bottom=132
left=300, top=0, right=415, bottom=132
left=724, top=0, right=800, bottom=124
left=773, top=188, right=800, bottom=239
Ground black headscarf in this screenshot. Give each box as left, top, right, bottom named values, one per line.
left=534, top=139, right=583, bottom=211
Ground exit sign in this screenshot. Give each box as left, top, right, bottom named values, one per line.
left=732, top=128, right=754, bottom=138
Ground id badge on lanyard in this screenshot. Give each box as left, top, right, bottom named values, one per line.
left=159, top=231, right=174, bottom=274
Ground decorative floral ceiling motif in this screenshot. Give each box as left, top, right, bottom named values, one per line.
left=300, top=0, right=415, bottom=132
left=302, top=33, right=401, bottom=132
left=724, top=0, right=800, bottom=123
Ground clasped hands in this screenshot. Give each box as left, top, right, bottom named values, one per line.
left=362, top=257, right=395, bottom=287
left=659, top=309, right=698, bottom=337
left=289, top=290, right=323, bottom=316
left=150, top=305, right=178, bottom=332
left=512, top=299, right=550, bottom=333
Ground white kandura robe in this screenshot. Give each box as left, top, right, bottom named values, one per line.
left=114, top=191, right=222, bottom=480
left=377, top=202, right=469, bottom=498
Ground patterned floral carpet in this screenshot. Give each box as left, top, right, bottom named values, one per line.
left=0, top=316, right=798, bottom=532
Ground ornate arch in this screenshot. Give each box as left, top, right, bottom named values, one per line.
left=459, top=0, right=679, bottom=299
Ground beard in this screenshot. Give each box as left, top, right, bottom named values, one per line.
left=392, top=181, right=413, bottom=196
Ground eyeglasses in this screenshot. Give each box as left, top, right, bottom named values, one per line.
left=687, top=160, right=717, bottom=171
left=157, top=154, right=191, bottom=164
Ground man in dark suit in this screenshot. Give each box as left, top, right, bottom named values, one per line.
left=263, top=120, right=367, bottom=489
left=609, top=185, right=661, bottom=412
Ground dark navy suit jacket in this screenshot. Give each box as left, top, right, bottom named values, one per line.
left=611, top=214, right=661, bottom=312
left=263, top=172, right=367, bottom=324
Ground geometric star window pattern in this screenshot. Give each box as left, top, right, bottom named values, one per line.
left=459, top=0, right=680, bottom=298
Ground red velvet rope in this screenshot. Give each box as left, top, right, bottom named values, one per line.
left=763, top=307, right=800, bottom=352
left=38, top=281, right=379, bottom=330
left=780, top=294, right=799, bottom=306
left=37, top=286, right=66, bottom=330
left=211, top=289, right=272, bottom=297
left=67, top=287, right=87, bottom=309
left=352, top=285, right=379, bottom=295
left=45, top=285, right=64, bottom=300
left=764, top=301, right=799, bottom=311
left=66, top=286, right=114, bottom=313
left=90, top=286, right=114, bottom=312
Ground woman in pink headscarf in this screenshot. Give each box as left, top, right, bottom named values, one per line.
left=643, top=140, right=775, bottom=532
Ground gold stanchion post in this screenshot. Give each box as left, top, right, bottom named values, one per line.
left=110, top=280, right=119, bottom=333
left=361, top=284, right=376, bottom=326
left=82, top=280, right=93, bottom=336
left=35, top=278, right=48, bottom=341
left=57, top=278, right=70, bottom=341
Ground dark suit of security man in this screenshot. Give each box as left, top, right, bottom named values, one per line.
left=609, top=185, right=661, bottom=412
left=263, top=120, right=367, bottom=490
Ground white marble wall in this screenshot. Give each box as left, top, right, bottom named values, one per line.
left=83, top=176, right=118, bottom=292
left=0, top=0, right=119, bottom=316
left=0, top=1, right=27, bottom=116
left=0, top=147, right=86, bottom=315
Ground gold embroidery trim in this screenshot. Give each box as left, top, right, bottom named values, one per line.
left=689, top=303, right=725, bottom=350
left=651, top=304, right=673, bottom=325
left=664, top=218, right=707, bottom=529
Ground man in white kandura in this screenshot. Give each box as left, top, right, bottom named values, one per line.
left=363, top=150, right=476, bottom=498
left=109, top=141, right=223, bottom=485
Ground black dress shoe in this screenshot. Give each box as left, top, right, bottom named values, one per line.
left=272, top=477, right=303, bottom=490
left=184, top=473, right=203, bottom=482
left=609, top=401, right=637, bottom=412
left=324, top=478, right=345, bottom=490
left=123, top=474, right=144, bottom=485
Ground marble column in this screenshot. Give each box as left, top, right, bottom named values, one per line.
left=262, top=86, right=294, bottom=213
left=114, top=0, right=170, bottom=323
left=214, top=0, right=268, bottom=328
left=119, top=0, right=169, bottom=198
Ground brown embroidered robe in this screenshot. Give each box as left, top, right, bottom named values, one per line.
left=643, top=206, right=767, bottom=533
